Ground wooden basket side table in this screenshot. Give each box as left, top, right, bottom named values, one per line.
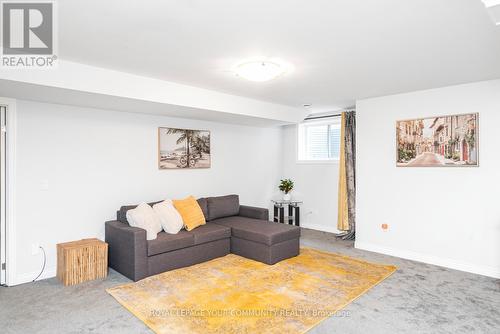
left=57, top=238, right=108, bottom=286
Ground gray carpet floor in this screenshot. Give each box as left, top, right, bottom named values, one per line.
left=1, top=228, right=499, bottom=333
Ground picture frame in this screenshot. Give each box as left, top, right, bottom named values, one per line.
left=396, top=113, right=479, bottom=167
left=158, top=127, right=211, bottom=169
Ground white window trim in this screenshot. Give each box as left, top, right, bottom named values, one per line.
left=296, top=116, right=342, bottom=164
left=296, top=159, right=340, bottom=165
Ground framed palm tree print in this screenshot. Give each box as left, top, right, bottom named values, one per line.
left=158, top=127, right=211, bottom=169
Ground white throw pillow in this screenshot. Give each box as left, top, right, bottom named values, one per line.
left=152, top=200, right=184, bottom=234
left=126, top=203, right=162, bottom=240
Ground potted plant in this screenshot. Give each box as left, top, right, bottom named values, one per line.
left=279, top=179, right=294, bottom=201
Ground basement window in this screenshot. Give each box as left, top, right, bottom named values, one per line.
left=297, top=115, right=341, bottom=162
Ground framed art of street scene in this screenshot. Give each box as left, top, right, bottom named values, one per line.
left=397, top=113, right=478, bottom=167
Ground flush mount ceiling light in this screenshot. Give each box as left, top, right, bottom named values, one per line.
left=234, top=58, right=293, bottom=82
left=481, top=0, right=500, bottom=25
left=482, top=0, right=500, bottom=6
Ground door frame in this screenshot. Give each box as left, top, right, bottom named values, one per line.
left=0, top=98, right=17, bottom=286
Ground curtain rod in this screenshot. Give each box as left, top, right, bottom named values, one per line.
left=304, top=109, right=355, bottom=121
left=304, top=114, right=340, bottom=121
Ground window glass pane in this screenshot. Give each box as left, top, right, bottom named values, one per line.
left=329, top=125, right=341, bottom=159
left=298, top=116, right=341, bottom=161
left=306, top=125, right=328, bottom=159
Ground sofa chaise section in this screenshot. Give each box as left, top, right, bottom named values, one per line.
left=204, top=196, right=301, bottom=264
left=212, top=216, right=300, bottom=264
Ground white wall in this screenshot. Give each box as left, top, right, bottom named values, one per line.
left=12, top=100, right=282, bottom=285
left=281, top=125, right=340, bottom=233
left=356, top=79, right=500, bottom=278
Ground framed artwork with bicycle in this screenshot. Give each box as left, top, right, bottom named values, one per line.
left=158, top=127, right=211, bottom=169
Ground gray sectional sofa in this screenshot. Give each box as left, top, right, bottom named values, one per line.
left=105, top=195, right=301, bottom=281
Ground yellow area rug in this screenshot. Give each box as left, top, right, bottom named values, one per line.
left=107, top=247, right=396, bottom=334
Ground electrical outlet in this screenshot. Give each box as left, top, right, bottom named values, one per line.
left=31, top=243, right=40, bottom=255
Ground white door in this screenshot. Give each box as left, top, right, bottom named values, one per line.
left=0, top=105, right=6, bottom=285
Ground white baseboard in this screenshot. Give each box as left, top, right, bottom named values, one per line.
left=355, top=241, right=500, bottom=279
left=13, top=266, right=56, bottom=286
left=300, top=223, right=340, bottom=234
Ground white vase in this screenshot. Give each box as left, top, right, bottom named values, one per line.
left=283, top=193, right=291, bottom=201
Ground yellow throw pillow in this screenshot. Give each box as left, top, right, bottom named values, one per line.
left=172, top=196, right=206, bottom=231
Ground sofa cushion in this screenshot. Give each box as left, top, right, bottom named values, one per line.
left=197, top=198, right=208, bottom=220
left=117, top=201, right=162, bottom=224
left=207, top=195, right=240, bottom=221
left=173, top=196, right=206, bottom=231
left=126, top=203, right=163, bottom=240
left=190, top=224, right=231, bottom=245
left=147, top=230, right=194, bottom=256
left=152, top=200, right=184, bottom=234
left=212, top=216, right=300, bottom=246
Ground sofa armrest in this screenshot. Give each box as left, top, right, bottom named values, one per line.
left=105, top=220, right=148, bottom=281
left=239, top=205, right=269, bottom=221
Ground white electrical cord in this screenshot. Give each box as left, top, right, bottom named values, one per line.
left=32, top=246, right=46, bottom=282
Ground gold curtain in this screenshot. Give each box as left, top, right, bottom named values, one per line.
left=337, top=112, right=349, bottom=231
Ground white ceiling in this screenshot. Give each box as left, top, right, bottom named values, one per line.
left=58, top=0, right=500, bottom=113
